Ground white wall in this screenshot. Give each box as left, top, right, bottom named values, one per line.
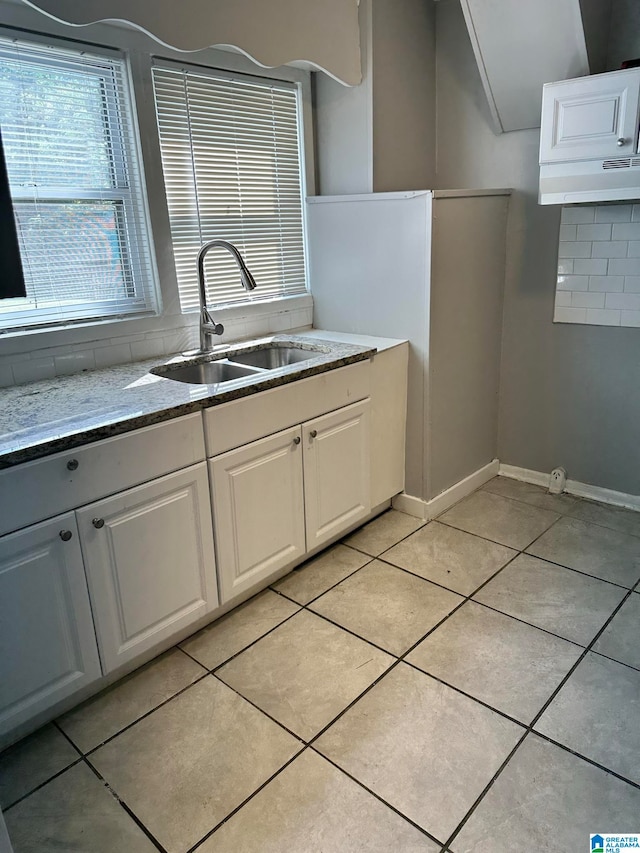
left=436, top=0, right=640, bottom=495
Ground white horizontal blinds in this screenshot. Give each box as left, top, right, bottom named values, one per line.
left=152, top=63, right=306, bottom=311
left=0, top=36, right=156, bottom=330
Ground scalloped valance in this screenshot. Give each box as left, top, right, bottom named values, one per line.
left=20, top=0, right=362, bottom=84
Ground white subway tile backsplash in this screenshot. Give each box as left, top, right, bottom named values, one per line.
left=571, top=292, right=605, bottom=309
left=54, top=351, right=96, bottom=376
left=576, top=223, right=612, bottom=241
left=558, top=241, right=592, bottom=258
left=559, top=224, right=577, bottom=241
left=591, top=241, right=628, bottom=258
left=612, top=223, right=640, bottom=241
left=604, top=292, right=640, bottom=311
left=589, top=276, right=624, bottom=292
left=557, top=275, right=589, bottom=291
left=555, top=291, right=572, bottom=307
left=561, top=207, right=596, bottom=225
left=130, top=338, right=166, bottom=361
left=573, top=259, right=608, bottom=276
left=93, top=343, right=133, bottom=369
left=607, top=258, right=640, bottom=276
left=585, top=308, right=620, bottom=326
left=556, top=203, right=640, bottom=328
left=12, top=357, right=56, bottom=385
left=557, top=259, right=574, bottom=274
left=0, top=365, right=15, bottom=388
left=595, top=205, right=632, bottom=223
left=554, top=306, right=587, bottom=323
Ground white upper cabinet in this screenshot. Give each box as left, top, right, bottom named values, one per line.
left=540, top=69, right=640, bottom=163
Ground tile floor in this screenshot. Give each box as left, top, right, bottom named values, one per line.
left=2, top=476, right=640, bottom=852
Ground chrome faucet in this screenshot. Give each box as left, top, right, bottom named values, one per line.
left=197, top=240, right=257, bottom=353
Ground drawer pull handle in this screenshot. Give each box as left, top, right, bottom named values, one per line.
left=293, top=435, right=301, bottom=445
left=66, top=459, right=79, bottom=471
left=92, top=518, right=105, bottom=529
left=59, top=530, right=73, bottom=541
left=309, top=429, right=318, bottom=439
left=617, top=137, right=627, bottom=146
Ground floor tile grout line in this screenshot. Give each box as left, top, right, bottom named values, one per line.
left=440, top=730, right=531, bottom=853
left=210, top=672, right=307, bottom=745
left=440, top=582, right=639, bottom=852
left=1, top=753, right=85, bottom=813
left=479, top=483, right=583, bottom=514
left=185, top=606, right=302, bottom=675
left=520, top=550, right=640, bottom=590
left=81, top=754, right=168, bottom=853
left=467, top=598, right=601, bottom=649
left=401, top=660, right=535, bottom=730
left=186, top=745, right=309, bottom=853
left=73, top=671, right=212, bottom=758
left=435, top=516, right=560, bottom=553
left=269, top=553, right=376, bottom=609
left=528, top=730, right=640, bottom=791
left=307, top=745, right=446, bottom=849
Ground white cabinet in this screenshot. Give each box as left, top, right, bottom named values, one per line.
left=540, top=69, right=640, bottom=163
left=211, top=399, right=371, bottom=603
left=77, top=463, right=217, bottom=672
left=210, top=427, right=306, bottom=602
left=303, top=401, right=370, bottom=551
left=539, top=68, right=640, bottom=204
left=0, top=515, right=101, bottom=736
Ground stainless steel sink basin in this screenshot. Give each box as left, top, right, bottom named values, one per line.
left=231, top=345, right=317, bottom=369
left=152, top=360, right=257, bottom=385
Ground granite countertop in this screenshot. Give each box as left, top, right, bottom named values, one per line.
left=0, top=334, right=376, bottom=468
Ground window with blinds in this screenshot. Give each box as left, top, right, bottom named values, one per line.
left=0, top=36, right=157, bottom=331
left=152, top=63, right=307, bottom=311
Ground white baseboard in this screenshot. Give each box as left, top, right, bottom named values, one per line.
left=499, top=463, right=640, bottom=512
left=498, top=464, right=551, bottom=489
left=392, top=459, right=500, bottom=520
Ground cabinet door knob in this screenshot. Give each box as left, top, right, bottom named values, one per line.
left=92, top=518, right=105, bottom=529
left=59, top=530, right=73, bottom=541
left=309, top=429, right=318, bottom=439
left=293, top=435, right=301, bottom=445
left=66, top=459, right=79, bottom=471
left=617, top=137, right=627, bottom=146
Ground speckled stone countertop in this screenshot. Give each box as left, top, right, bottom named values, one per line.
left=0, top=335, right=376, bottom=468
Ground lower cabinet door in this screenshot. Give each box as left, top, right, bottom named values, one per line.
left=77, top=463, right=217, bottom=673
left=303, top=399, right=371, bottom=551
left=0, top=514, right=102, bottom=737
left=210, top=426, right=306, bottom=603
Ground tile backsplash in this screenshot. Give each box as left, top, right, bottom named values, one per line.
left=0, top=299, right=313, bottom=388
left=554, top=204, right=640, bottom=328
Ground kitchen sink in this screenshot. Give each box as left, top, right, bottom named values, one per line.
left=230, top=345, right=317, bottom=369
left=152, top=360, right=258, bottom=385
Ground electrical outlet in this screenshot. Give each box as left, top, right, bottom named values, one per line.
left=549, top=467, right=566, bottom=495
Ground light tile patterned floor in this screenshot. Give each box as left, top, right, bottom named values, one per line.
left=2, top=478, right=640, bottom=852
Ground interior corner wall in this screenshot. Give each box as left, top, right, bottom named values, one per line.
left=371, top=0, right=436, bottom=192
left=314, top=0, right=436, bottom=197
left=435, top=0, right=640, bottom=496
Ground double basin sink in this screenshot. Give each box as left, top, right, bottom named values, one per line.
left=151, top=342, right=323, bottom=386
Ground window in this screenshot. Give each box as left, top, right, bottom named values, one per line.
left=152, top=62, right=307, bottom=312
left=0, top=35, right=157, bottom=331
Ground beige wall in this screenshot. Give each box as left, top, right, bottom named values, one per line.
left=436, top=0, right=640, bottom=495
left=315, top=0, right=436, bottom=195
left=24, top=0, right=362, bottom=85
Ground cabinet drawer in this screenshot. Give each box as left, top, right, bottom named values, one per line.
left=204, top=360, right=370, bottom=457
left=0, top=413, right=205, bottom=536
